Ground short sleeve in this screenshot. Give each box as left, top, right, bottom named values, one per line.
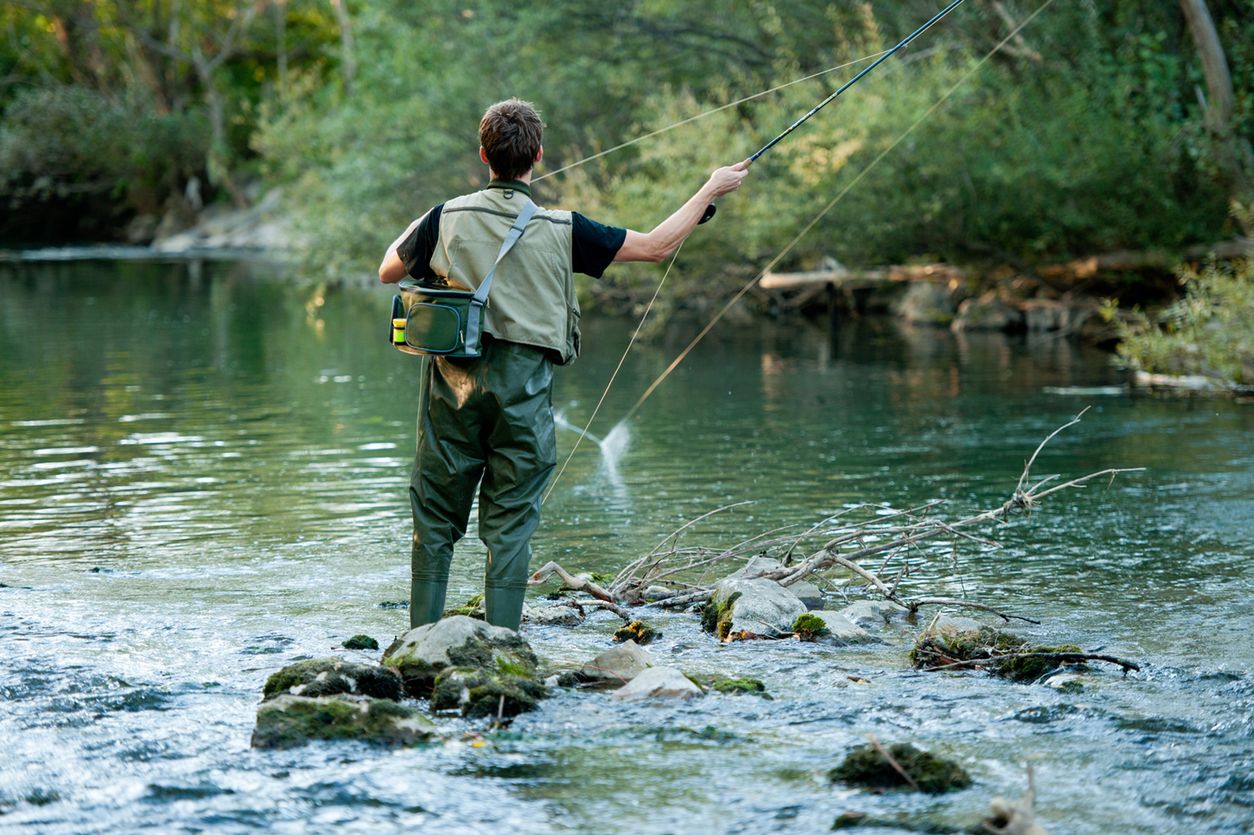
left=571, top=212, right=626, bottom=278
left=396, top=204, right=443, bottom=281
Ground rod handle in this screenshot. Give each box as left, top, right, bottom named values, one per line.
left=698, top=203, right=717, bottom=225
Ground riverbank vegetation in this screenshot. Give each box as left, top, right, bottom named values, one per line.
left=2, top=2, right=1251, bottom=346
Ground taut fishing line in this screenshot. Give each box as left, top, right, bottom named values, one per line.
left=533, top=50, right=891, bottom=183
left=543, top=0, right=1055, bottom=499
left=541, top=238, right=686, bottom=506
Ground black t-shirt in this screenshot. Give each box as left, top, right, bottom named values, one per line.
left=397, top=203, right=626, bottom=282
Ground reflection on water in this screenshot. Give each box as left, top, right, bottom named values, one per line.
left=0, top=260, right=1251, bottom=833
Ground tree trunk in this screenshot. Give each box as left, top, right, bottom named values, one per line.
left=330, top=0, right=356, bottom=96
left=1180, top=0, right=1254, bottom=211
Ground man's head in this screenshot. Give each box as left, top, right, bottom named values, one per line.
left=479, top=98, right=544, bottom=180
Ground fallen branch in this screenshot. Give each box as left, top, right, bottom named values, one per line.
left=533, top=410, right=1141, bottom=631
left=926, top=651, right=1140, bottom=675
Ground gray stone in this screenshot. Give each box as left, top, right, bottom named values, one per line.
left=251, top=694, right=436, bottom=749
left=725, top=556, right=824, bottom=609
left=837, top=600, right=908, bottom=629
left=810, top=611, right=881, bottom=646
left=710, top=577, right=807, bottom=639
left=576, top=640, right=655, bottom=687
left=382, top=615, right=539, bottom=697
left=611, top=666, right=703, bottom=701
left=951, top=293, right=1023, bottom=332
left=895, top=281, right=964, bottom=327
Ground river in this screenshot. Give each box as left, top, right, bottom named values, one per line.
left=1, top=259, right=1250, bottom=833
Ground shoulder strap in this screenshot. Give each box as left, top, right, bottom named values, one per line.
left=473, top=197, right=537, bottom=305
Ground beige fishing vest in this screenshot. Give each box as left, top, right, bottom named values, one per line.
left=428, top=186, right=581, bottom=365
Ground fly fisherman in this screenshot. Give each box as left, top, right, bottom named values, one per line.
left=378, top=98, right=749, bottom=631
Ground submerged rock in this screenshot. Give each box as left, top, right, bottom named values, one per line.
left=569, top=640, right=656, bottom=688
left=251, top=694, right=435, bottom=749
left=342, top=634, right=379, bottom=651
left=382, top=616, right=541, bottom=698
left=687, top=674, right=770, bottom=697
left=611, top=666, right=703, bottom=701
left=261, top=658, right=403, bottom=702
left=704, top=578, right=806, bottom=641
left=837, top=600, right=908, bottom=630
left=612, top=620, right=658, bottom=645
left=830, top=742, right=971, bottom=794
left=910, top=616, right=1083, bottom=683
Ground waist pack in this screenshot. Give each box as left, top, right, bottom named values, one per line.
left=389, top=198, right=537, bottom=358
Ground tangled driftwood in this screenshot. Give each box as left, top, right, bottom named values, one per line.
left=530, top=409, right=1141, bottom=624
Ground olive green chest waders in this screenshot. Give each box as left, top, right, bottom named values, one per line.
left=403, top=187, right=574, bottom=632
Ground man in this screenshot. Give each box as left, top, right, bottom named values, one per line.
left=379, top=98, right=748, bottom=631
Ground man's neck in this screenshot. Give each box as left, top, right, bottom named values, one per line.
left=489, top=170, right=532, bottom=185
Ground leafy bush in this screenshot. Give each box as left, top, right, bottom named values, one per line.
left=0, top=85, right=206, bottom=227
left=1115, top=259, right=1254, bottom=387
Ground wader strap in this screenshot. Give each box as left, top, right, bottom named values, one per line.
left=462, top=197, right=536, bottom=352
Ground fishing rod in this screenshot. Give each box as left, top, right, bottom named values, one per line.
left=700, top=0, right=966, bottom=224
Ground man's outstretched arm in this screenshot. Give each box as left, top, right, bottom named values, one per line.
left=378, top=214, right=425, bottom=284
left=614, top=160, right=751, bottom=263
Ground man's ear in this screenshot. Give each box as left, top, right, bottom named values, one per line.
left=479, top=146, right=490, bottom=166
left=535, top=145, right=544, bottom=164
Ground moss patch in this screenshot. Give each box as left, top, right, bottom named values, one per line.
left=442, top=594, right=485, bottom=620
left=342, top=634, right=378, bottom=651
left=792, top=613, right=831, bottom=642
left=612, top=620, right=658, bottom=645
left=687, top=674, right=770, bottom=697
left=830, top=743, right=971, bottom=794
left=700, top=591, right=740, bottom=641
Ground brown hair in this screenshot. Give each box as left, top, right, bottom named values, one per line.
left=478, top=98, right=544, bottom=180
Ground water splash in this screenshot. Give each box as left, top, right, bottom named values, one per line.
left=552, top=411, right=630, bottom=492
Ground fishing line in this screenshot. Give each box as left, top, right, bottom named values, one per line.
left=620, top=0, right=1057, bottom=423
left=541, top=0, right=1053, bottom=499
left=532, top=50, right=891, bottom=183
left=541, top=238, right=687, bottom=506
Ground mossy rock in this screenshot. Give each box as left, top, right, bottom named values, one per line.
left=251, top=694, right=435, bottom=749
left=687, top=674, right=770, bottom=697
left=342, top=634, right=379, bottom=651
left=261, top=658, right=403, bottom=702
left=830, top=743, right=971, bottom=794
left=910, top=620, right=1085, bottom=683
left=431, top=666, right=548, bottom=719
left=792, top=613, right=831, bottom=642
left=612, top=620, right=658, bottom=645
left=382, top=616, right=539, bottom=697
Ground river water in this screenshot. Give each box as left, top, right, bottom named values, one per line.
left=0, top=259, right=1250, bottom=834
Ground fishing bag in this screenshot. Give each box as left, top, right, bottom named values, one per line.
left=389, top=198, right=537, bottom=358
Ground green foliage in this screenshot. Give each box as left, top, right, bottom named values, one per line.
left=1115, top=259, right=1254, bottom=387
left=0, top=85, right=205, bottom=219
